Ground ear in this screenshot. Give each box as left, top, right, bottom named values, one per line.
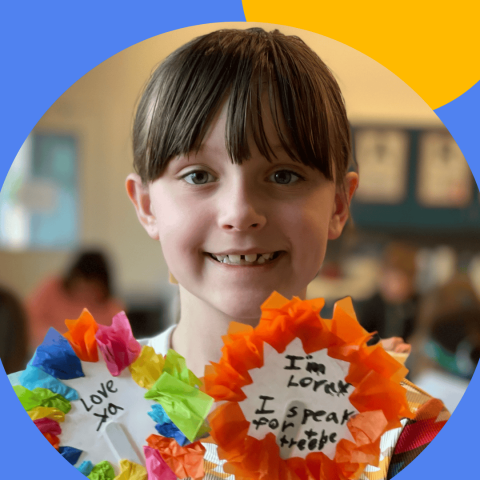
left=125, top=173, right=160, bottom=240
left=328, top=172, right=359, bottom=240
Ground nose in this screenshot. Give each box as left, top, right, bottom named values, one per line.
left=217, top=179, right=267, bottom=232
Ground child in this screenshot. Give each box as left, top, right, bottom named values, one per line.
left=126, top=28, right=448, bottom=479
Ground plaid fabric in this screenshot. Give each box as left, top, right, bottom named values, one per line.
left=385, top=380, right=449, bottom=479
left=360, top=379, right=449, bottom=480
left=200, top=379, right=449, bottom=480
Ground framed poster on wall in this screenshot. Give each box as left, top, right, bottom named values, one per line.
left=354, top=128, right=409, bottom=204
left=417, top=131, right=473, bottom=207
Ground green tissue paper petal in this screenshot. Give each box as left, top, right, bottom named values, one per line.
left=33, top=388, right=72, bottom=414
left=145, top=372, right=213, bottom=442
left=162, top=349, right=202, bottom=387
left=13, top=385, right=42, bottom=411
left=87, top=461, right=115, bottom=480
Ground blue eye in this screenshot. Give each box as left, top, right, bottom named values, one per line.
left=183, top=170, right=216, bottom=185
left=269, top=170, right=303, bottom=185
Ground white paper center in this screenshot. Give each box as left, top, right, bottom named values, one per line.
left=240, top=339, right=358, bottom=460
left=60, top=353, right=157, bottom=472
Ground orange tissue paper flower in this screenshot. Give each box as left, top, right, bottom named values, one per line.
left=204, top=292, right=414, bottom=480
left=63, top=309, right=99, bottom=362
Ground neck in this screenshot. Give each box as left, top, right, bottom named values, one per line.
left=170, top=285, right=307, bottom=378
left=171, top=286, right=260, bottom=378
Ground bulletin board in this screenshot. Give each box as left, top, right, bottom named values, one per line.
left=350, top=126, right=480, bottom=233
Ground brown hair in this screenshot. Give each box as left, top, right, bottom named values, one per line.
left=133, top=28, right=352, bottom=185
left=63, top=250, right=113, bottom=301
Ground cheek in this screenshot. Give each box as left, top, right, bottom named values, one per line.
left=282, top=202, right=332, bottom=276
left=155, top=195, right=210, bottom=265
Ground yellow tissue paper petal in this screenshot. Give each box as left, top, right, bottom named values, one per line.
left=129, top=346, right=165, bottom=390
left=113, top=459, right=147, bottom=480
left=28, top=406, right=65, bottom=423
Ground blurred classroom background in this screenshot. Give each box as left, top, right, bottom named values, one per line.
left=0, top=23, right=479, bottom=412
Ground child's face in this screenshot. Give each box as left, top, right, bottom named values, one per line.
left=127, top=99, right=356, bottom=321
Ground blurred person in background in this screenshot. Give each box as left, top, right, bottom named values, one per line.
left=409, top=274, right=480, bottom=412
left=0, top=286, right=29, bottom=374
left=27, top=250, right=125, bottom=349
left=355, top=242, right=420, bottom=345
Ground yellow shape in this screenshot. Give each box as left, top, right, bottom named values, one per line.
left=113, top=460, right=147, bottom=480
left=128, top=345, right=165, bottom=389
left=243, top=0, right=480, bottom=108
left=28, top=406, right=65, bottom=422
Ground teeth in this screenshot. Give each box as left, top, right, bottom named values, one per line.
left=210, top=252, right=279, bottom=265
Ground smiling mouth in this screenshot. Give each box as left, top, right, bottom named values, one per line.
left=206, top=252, right=283, bottom=266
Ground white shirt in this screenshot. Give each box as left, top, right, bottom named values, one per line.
left=140, top=324, right=176, bottom=355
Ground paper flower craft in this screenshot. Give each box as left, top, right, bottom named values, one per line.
left=204, top=292, right=413, bottom=480
left=11, top=309, right=213, bottom=479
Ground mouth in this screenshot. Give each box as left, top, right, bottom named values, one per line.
left=205, top=251, right=283, bottom=266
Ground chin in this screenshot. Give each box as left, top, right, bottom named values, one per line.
left=219, top=299, right=265, bottom=324
left=210, top=285, right=298, bottom=324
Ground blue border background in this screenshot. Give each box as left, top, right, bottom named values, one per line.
left=1, top=2, right=478, bottom=478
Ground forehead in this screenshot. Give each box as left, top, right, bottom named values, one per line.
left=197, top=92, right=296, bottom=160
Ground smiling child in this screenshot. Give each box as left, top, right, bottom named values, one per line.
left=126, top=27, right=448, bottom=479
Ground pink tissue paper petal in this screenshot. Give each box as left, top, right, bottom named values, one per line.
left=143, top=446, right=177, bottom=480
left=95, top=312, right=142, bottom=376
left=33, top=417, right=62, bottom=436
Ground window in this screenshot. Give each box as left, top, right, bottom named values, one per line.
left=0, top=133, right=79, bottom=249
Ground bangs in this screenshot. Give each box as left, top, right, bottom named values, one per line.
left=133, top=28, right=350, bottom=183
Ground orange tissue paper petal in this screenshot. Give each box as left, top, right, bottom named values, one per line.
left=146, top=435, right=206, bottom=480
left=43, top=432, right=60, bottom=450
left=63, top=309, right=99, bottom=362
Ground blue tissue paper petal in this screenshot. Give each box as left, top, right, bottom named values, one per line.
left=20, top=365, right=79, bottom=400
left=77, top=460, right=94, bottom=475
left=148, top=403, right=171, bottom=425
left=59, top=446, right=83, bottom=465
left=31, top=328, right=84, bottom=380
left=7, top=371, right=23, bottom=386
left=155, top=422, right=189, bottom=446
